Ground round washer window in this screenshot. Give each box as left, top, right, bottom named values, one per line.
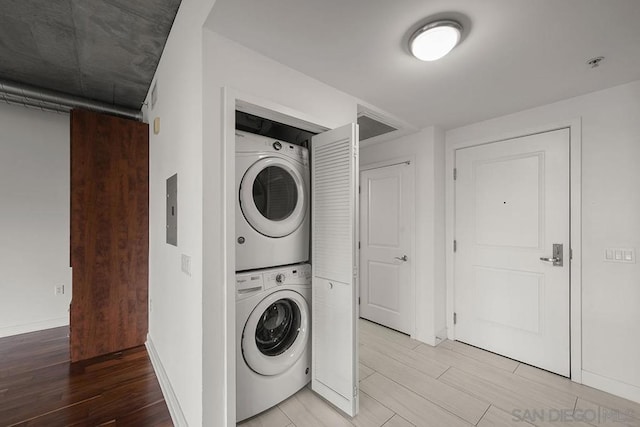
left=252, top=166, right=299, bottom=221
left=255, top=299, right=300, bottom=356
left=241, top=289, right=309, bottom=376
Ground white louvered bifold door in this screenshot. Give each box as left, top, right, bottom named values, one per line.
left=311, top=123, right=359, bottom=417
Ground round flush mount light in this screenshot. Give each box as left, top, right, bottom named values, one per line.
left=409, top=19, right=463, bottom=61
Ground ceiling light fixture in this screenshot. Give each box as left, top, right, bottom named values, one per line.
left=409, top=19, right=463, bottom=61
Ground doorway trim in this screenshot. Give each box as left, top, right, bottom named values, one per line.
left=220, top=86, right=335, bottom=425
left=360, top=156, right=417, bottom=338
left=445, top=118, right=582, bottom=382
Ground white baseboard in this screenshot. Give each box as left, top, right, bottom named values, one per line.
left=0, top=317, right=68, bottom=338
left=146, top=335, right=188, bottom=426
left=582, top=370, right=640, bottom=404
left=434, top=327, right=448, bottom=346
left=412, top=333, right=437, bottom=347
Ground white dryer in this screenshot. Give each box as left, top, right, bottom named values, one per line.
left=236, top=264, right=311, bottom=422
left=235, top=131, right=310, bottom=272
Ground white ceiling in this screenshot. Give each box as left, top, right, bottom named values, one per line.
left=208, top=0, right=640, bottom=130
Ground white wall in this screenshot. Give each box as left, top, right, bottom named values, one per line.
left=360, top=127, right=446, bottom=345
left=202, top=29, right=360, bottom=425
left=143, top=0, right=216, bottom=425
left=446, top=80, right=640, bottom=402
left=432, top=126, right=447, bottom=340
left=0, top=103, right=71, bottom=338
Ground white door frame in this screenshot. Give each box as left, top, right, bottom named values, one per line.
left=360, top=156, right=417, bottom=338
left=221, top=87, right=340, bottom=425
left=445, top=118, right=582, bottom=382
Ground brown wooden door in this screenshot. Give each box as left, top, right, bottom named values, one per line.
left=70, top=109, right=149, bottom=362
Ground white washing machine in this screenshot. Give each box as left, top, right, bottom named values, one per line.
left=236, top=264, right=311, bottom=422
left=236, top=131, right=310, bottom=272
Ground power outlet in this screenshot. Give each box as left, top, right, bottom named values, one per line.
left=181, top=254, right=192, bottom=276
left=54, top=285, right=65, bottom=296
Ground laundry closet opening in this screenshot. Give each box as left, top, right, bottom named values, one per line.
left=234, top=107, right=320, bottom=421
left=227, top=94, right=360, bottom=421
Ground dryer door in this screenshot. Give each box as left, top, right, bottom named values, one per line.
left=240, top=157, right=308, bottom=237
left=242, top=289, right=310, bottom=376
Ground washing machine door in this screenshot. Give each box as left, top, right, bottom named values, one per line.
left=242, top=289, right=309, bottom=376
left=240, top=157, right=308, bottom=238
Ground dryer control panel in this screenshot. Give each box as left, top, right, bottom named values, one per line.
left=277, top=142, right=309, bottom=166
left=236, top=130, right=309, bottom=165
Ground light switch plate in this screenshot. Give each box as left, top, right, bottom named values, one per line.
left=181, top=254, right=192, bottom=276
left=604, top=247, right=635, bottom=263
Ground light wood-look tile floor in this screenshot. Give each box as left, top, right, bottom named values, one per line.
left=239, top=319, right=640, bottom=427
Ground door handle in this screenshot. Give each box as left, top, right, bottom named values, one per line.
left=395, top=255, right=408, bottom=262
left=540, top=243, right=563, bottom=266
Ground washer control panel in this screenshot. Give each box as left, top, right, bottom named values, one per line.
left=236, top=263, right=311, bottom=299
left=236, top=272, right=264, bottom=299
left=263, top=264, right=311, bottom=289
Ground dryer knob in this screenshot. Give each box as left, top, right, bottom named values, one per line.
left=275, top=273, right=285, bottom=284
left=273, top=141, right=282, bottom=150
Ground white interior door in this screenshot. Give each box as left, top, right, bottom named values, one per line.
left=454, top=128, right=570, bottom=376
left=360, top=162, right=414, bottom=334
left=311, top=123, right=359, bottom=416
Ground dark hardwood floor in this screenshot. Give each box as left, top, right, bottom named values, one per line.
left=0, top=327, right=172, bottom=426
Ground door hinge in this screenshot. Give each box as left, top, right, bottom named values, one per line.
left=358, top=185, right=361, bottom=194
left=358, top=297, right=361, bottom=305
left=454, top=312, right=457, bottom=325
left=453, top=240, right=457, bottom=252
left=358, top=241, right=361, bottom=249
left=453, top=168, right=457, bottom=180
left=353, top=386, right=358, bottom=398
left=570, top=248, right=573, bottom=260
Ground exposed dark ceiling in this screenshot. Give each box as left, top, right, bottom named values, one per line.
left=0, top=0, right=181, bottom=110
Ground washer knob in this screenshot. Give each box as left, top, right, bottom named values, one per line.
left=275, top=273, right=285, bottom=284
left=273, top=141, right=282, bottom=150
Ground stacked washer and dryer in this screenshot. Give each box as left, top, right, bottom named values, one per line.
left=235, top=130, right=312, bottom=422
